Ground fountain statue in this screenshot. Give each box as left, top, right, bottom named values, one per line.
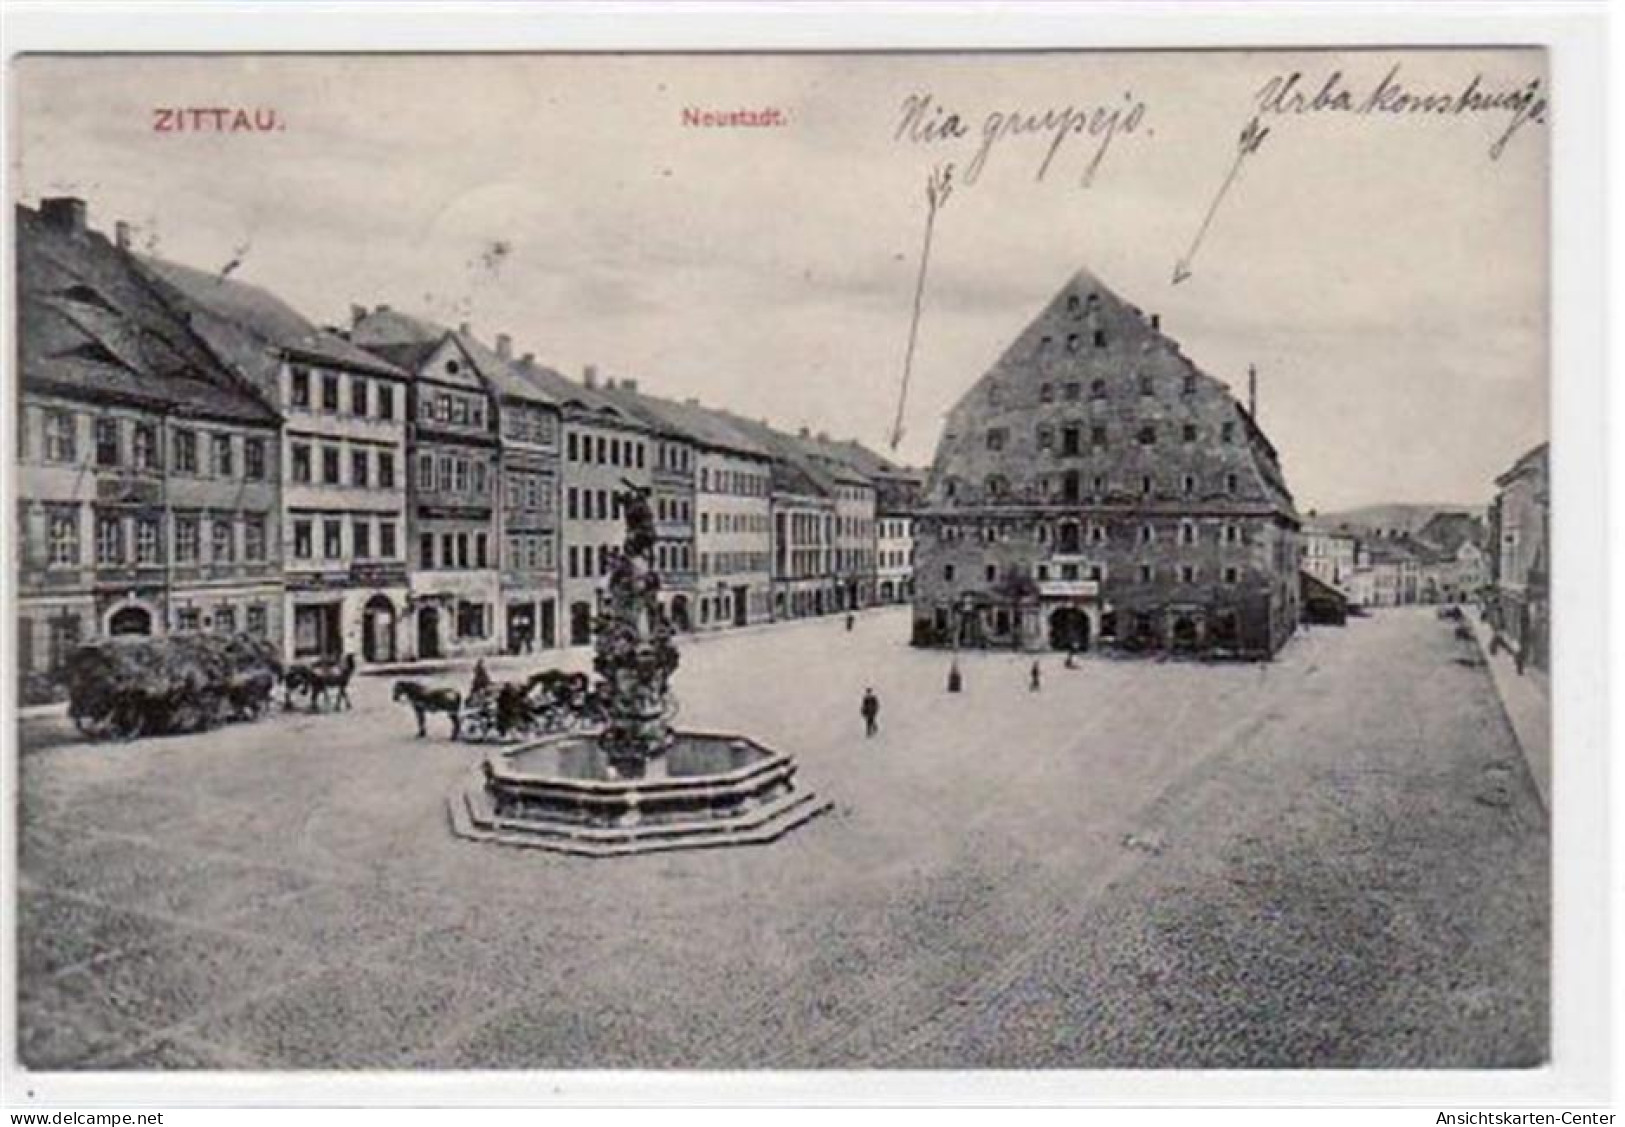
left=593, top=482, right=679, bottom=776
left=448, top=477, right=830, bottom=857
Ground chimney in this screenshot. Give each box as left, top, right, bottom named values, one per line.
left=623, top=378, right=639, bottom=393
left=114, top=221, right=132, bottom=251
left=495, top=333, right=512, bottom=360
left=39, top=197, right=87, bottom=235
left=583, top=364, right=598, bottom=389
left=605, top=377, right=618, bottom=390
left=350, top=304, right=368, bottom=327
left=798, top=426, right=811, bottom=439
left=1150, top=312, right=1161, bottom=331
left=458, top=320, right=472, bottom=336
left=520, top=351, right=535, bottom=369
left=817, top=431, right=830, bottom=442
left=1247, top=363, right=1257, bottom=418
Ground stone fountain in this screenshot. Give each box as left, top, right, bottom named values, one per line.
left=449, top=482, right=830, bottom=857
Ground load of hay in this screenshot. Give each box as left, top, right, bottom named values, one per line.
left=65, top=632, right=283, bottom=740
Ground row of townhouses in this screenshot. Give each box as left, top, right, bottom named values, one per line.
left=1301, top=510, right=1491, bottom=610
left=14, top=198, right=922, bottom=685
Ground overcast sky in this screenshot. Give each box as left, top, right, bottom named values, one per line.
left=15, top=49, right=1547, bottom=512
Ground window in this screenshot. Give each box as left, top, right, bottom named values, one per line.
left=173, top=429, right=197, bottom=473
left=1224, top=524, right=1241, bottom=545
left=1138, top=373, right=1153, bottom=396
left=1137, top=425, right=1156, bottom=446
left=1066, top=334, right=1080, bottom=353
left=216, top=606, right=237, bottom=634
left=212, top=434, right=233, bottom=477
left=420, top=533, right=434, bottom=569
left=323, top=519, right=342, bottom=559
left=1224, top=566, right=1240, bottom=584
left=291, top=443, right=312, bottom=484
left=175, top=607, right=200, bottom=633
left=943, top=564, right=956, bottom=582
left=1093, top=329, right=1107, bottom=348
left=1180, top=565, right=1197, bottom=583
left=1182, top=424, right=1198, bottom=444
left=351, top=449, right=369, bottom=488
left=1039, top=382, right=1054, bottom=403
left=568, top=545, right=579, bottom=579
left=378, top=383, right=395, bottom=420
left=1226, top=472, right=1239, bottom=494
left=985, top=564, right=997, bottom=582
left=1090, top=524, right=1106, bottom=544
left=44, top=410, right=76, bottom=463
left=453, top=459, right=469, bottom=494
left=476, top=533, right=488, bottom=569
left=245, top=438, right=266, bottom=480
left=321, top=372, right=340, bottom=412
left=1089, top=378, right=1106, bottom=399
left=472, top=462, right=487, bottom=496
left=1139, top=525, right=1155, bottom=545
left=986, top=475, right=1007, bottom=497
left=1138, top=564, right=1153, bottom=583
left=418, top=454, right=434, bottom=491
left=1180, top=522, right=1197, bottom=545
left=1222, top=421, right=1236, bottom=443
left=176, top=515, right=200, bottom=563
left=378, top=451, right=395, bottom=489
left=1183, top=372, right=1197, bottom=395
left=352, top=519, right=371, bottom=559
left=133, top=423, right=159, bottom=470
left=379, top=520, right=397, bottom=559
left=212, top=518, right=235, bottom=563
left=1091, top=425, right=1108, bottom=448
left=1060, top=426, right=1081, bottom=457
left=290, top=366, right=311, bottom=408
left=457, top=601, right=487, bottom=640
left=470, top=400, right=486, bottom=430
left=294, top=520, right=313, bottom=560
left=567, top=433, right=579, bottom=461
left=322, top=446, right=341, bottom=485
left=352, top=377, right=369, bottom=417
left=1183, top=474, right=1197, bottom=495
left=245, top=516, right=266, bottom=561
left=136, top=516, right=161, bottom=565
left=37, top=507, right=75, bottom=568
left=567, top=488, right=579, bottom=520
left=95, top=417, right=119, bottom=467
left=1037, top=425, right=1053, bottom=451
left=247, top=604, right=268, bottom=637
left=458, top=534, right=471, bottom=569
left=438, top=456, right=453, bottom=493
left=95, top=513, right=123, bottom=565
left=985, top=428, right=1007, bottom=451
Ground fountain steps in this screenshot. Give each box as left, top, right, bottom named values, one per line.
left=449, top=779, right=833, bottom=858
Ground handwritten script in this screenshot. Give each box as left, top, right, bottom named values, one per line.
left=1253, top=63, right=1547, bottom=159
left=893, top=91, right=1149, bottom=189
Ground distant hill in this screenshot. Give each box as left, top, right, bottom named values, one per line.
left=1310, top=503, right=1486, bottom=538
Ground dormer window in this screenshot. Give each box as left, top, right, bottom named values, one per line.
left=985, top=427, right=1007, bottom=451
left=1183, top=372, right=1197, bottom=395
left=1066, top=334, right=1081, bottom=353
left=1039, top=382, right=1054, bottom=403
left=1138, top=373, right=1153, bottom=396
left=445, top=359, right=461, bottom=375
left=1093, top=330, right=1107, bottom=348
left=1222, top=421, right=1236, bottom=443
left=1037, top=335, right=1053, bottom=358
left=1066, top=294, right=1081, bottom=315
left=1090, top=378, right=1106, bottom=399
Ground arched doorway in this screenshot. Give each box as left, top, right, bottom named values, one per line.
left=670, top=595, right=691, bottom=632
left=1048, top=605, right=1090, bottom=652
left=108, top=605, right=152, bottom=636
left=1171, top=615, right=1200, bottom=652
left=417, top=606, right=442, bottom=660
left=363, top=595, right=397, bottom=663
left=879, top=580, right=894, bottom=603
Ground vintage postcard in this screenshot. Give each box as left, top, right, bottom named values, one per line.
left=1, top=11, right=1607, bottom=1108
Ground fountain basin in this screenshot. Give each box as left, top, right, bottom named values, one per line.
left=449, top=728, right=831, bottom=857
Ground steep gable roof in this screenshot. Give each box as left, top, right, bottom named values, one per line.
left=16, top=203, right=277, bottom=425
left=927, top=266, right=1296, bottom=519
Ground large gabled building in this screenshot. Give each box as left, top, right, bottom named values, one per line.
left=913, top=267, right=1301, bottom=658
left=16, top=199, right=286, bottom=683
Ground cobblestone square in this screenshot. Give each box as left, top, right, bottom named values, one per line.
left=17, top=606, right=1548, bottom=1070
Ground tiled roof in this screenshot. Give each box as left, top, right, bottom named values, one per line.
left=595, top=386, right=772, bottom=459
left=16, top=203, right=277, bottom=425
left=138, top=256, right=405, bottom=382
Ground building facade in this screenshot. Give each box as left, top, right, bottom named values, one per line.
left=139, top=258, right=411, bottom=665
left=352, top=311, right=502, bottom=660
left=912, top=268, right=1301, bottom=658
left=1488, top=443, right=1549, bottom=670
left=16, top=199, right=284, bottom=690
left=1301, top=524, right=1359, bottom=598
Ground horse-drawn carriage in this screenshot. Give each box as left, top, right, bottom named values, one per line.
left=65, top=633, right=282, bottom=740
left=392, top=668, right=615, bottom=742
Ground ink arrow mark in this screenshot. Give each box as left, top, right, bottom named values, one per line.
left=1172, top=116, right=1270, bottom=286
left=888, top=162, right=954, bottom=452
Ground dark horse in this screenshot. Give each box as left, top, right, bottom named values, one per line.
left=393, top=680, right=462, bottom=739
left=283, top=653, right=357, bottom=712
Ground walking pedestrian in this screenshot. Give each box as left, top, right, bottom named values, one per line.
left=1029, top=660, right=1042, bottom=692
left=1064, top=647, right=1077, bottom=669
left=861, top=687, right=880, bottom=737
left=846, top=612, right=855, bottom=633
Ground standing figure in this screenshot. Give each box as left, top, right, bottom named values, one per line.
left=470, top=659, right=491, bottom=700
left=1029, top=660, right=1042, bottom=692
left=861, top=687, right=880, bottom=737
left=846, top=612, right=855, bottom=633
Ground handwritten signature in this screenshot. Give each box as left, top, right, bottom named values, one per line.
left=893, top=91, right=1149, bottom=189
